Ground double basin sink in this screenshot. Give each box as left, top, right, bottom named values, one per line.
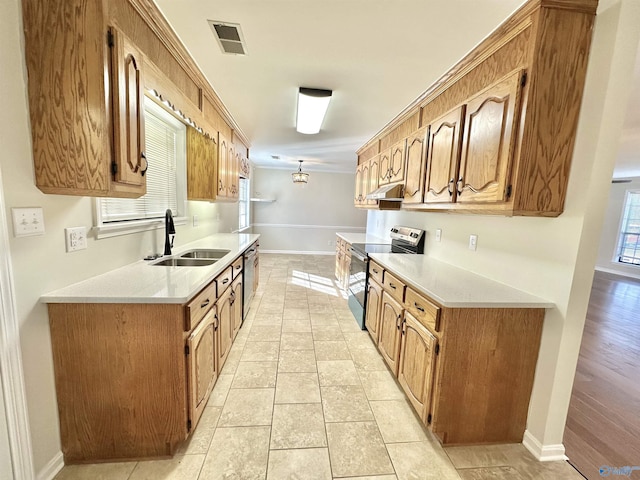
left=151, top=249, right=230, bottom=267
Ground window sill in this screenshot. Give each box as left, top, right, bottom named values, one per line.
left=94, top=217, right=187, bottom=239
left=233, top=226, right=252, bottom=234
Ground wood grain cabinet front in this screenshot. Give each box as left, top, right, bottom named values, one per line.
left=216, top=285, right=233, bottom=371
left=365, top=279, right=383, bottom=344
left=230, top=275, right=243, bottom=340
left=377, top=291, right=404, bottom=375
left=186, top=127, right=218, bottom=201
left=403, top=127, right=429, bottom=204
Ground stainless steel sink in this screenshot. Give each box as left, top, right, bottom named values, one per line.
left=151, top=257, right=217, bottom=267
left=180, top=249, right=230, bottom=259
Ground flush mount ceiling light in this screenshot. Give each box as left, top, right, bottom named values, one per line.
left=292, top=160, right=309, bottom=184
left=296, top=88, right=332, bottom=134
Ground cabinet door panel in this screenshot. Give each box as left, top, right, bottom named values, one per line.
left=227, top=146, right=238, bottom=199
left=231, top=276, right=243, bottom=340
left=217, top=288, right=233, bottom=370
left=111, top=29, right=146, bottom=190
left=217, top=133, right=229, bottom=197
left=398, top=312, right=437, bottom=422
left=458, top=70, right=524, bottom=204
left=379, top=150, right=391, bottom=186
left=367, top=156, right=380, bottom=206
left=365, top=279, right=383, bottom=344
left=188, top=308, right=217, bottom=430
left=377, top=291, right=403, bottom=375
left=404, top=128, right=428, bottom=204
left=424, top=106, right=465, bottom=204
left=187, top=127, right=217, bottom=201
left=388, top=140, right=406, bottom=184
left=354, top=164, right=364, bottom=205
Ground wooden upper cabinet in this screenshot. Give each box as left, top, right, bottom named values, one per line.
left=240, top=153, right=250, bottom=179
left=217, top=133, right=229, bottom=198
left=404, top=127, right=428, bottom=204
left=367, top=155, right=380, bottom=206
left=457, top=70, right=524, bottom=204
left=424, top=106, right=465, bottom=204
left=388, top=140, right=406, bottom=184
left=111, top=28, right=146, bottom=192
left=379, top=149, right=391, bottom=185
left=186, top=127, right=218, bottom=201
left=398, top=311, right=437, bottom=422
left=227, top=147, right=239, bottom=199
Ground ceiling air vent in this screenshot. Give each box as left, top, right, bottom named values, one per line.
left=208, top=21, right=247, bottom=55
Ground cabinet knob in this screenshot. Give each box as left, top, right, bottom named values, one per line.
left=389, top=283, right=397, bottom=290
left=447, top=179, right=454, bottom=197
left=457, top=177, right=463, bottom=196
left=140, top=152, right=148, bottom=176
left=414, top=302, right=425, bottom=313
left=200, top=299, right=210, bottom=309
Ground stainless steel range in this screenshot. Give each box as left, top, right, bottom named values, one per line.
left=347, top=226, right=425, bottom=329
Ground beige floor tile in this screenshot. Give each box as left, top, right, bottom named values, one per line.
left=343, top=332, right=377, bottom=350
left=280, top=332, right=314, bottom=350
left=220, top=348, right=242, bottom=375
left=387, top=441, right=461, bottom=480
left=321, top=385, right=374, bottom=423
left=241, top=341, right=280, bottom=361
left=281, top=319, right=312, bottom=333
left=309, top=304, right=335, bottom=315
left=358, top=370, right=405, bottom=401
left=326, top=422, right=394, bottom=477
left=270, top=403, right=327, bottom=449
left=253, top=314, right=284, bottom=326
left=350, top=348, right=388, bottom=371
left=218, top=388, right=274, bottom=426
left=258, top=303, right=285, bottom=314
left=232, top=361, right=278, bottom=388
left=457, top=466, right=525, bottom=480
left=338, top=319, right=364, bottom=333
left=275, top=372, right=321, bottom=403
left=444, top=444, right=523, bottom=469
left=176, top=406, right=221, bottom=454
left=283, top=308, right=310, bottom=320
left=310, top=313, right=339, bottom=326
left=335, top=476, right=397, bottom=480
left=317, top=360, right=361, bottom=386
left=200, top=426, right=270, bottom=480
left=267, top=448, right=332, bottom=480
left=207, top=374, right=233, bottom=407
left=369, top=400, right=427, bottom=443
left=278, top=349, right=317, bottom=373
left=128, top=454, right=205, bottom=480
left=312, top=325, right=345, bottom=341
left=248, top=325, right=283, bottom=342
left=54, top=463, right=137, bottom=480
left=314, top=341, right=352, bottom=361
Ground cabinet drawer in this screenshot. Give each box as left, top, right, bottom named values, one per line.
left=216, top=266, right=233, bottom=296
left=369, top=261, right=384, bottom=285
left=186, top=281, right=217, bottom=331
left=383, top=271, right=406, bottom=303
left=405, top=288, right=440, bottom=332
left=232, top=255, right=243, bottom=278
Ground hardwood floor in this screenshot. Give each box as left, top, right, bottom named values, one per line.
left=565, top=271, right=640, bottom=480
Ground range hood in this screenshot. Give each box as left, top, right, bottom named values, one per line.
left=366, top=183, right=404, bottom=201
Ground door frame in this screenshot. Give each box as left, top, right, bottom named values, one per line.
left=0, top=165, right=35, bottom=479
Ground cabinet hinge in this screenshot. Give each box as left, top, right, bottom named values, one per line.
left=427, top=413, right=432, bottom=424
left=111, top=161, right=118, bottom=176
left=520, top=72, right=527, bottom=88
left=435, top=344, right=440, bottom=355
left=506, top=185, right=512, bottom=199
left=184, top=345, right=190, bottom=356
left=187, top=419, right=192, bottom=432
left=107, top=30, right=114, bottom=48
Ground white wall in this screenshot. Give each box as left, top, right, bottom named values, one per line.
left=0, top=387, right=13, bottom=479
left=0, top=0, right=240, bottom=473
left=595, top=178, right=640, bottom=279
left=252, top=168, right=367, bottom=253
left=367, top=0, right=640, bottom=453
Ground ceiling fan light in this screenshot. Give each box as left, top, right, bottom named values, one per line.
left=296, top=88, right=332, bottom=134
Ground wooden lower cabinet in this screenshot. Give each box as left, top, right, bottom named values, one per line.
left=365, top=279, right=383, bottom=343
left=231, top=275, right=243, bottom=340
left=377, top=291, right=403, bottom=375
left=397, top=311, right=437, bottom=422
left=216, top=286, right=233, bottom=371
left=187, top=307, right=218, bottom=430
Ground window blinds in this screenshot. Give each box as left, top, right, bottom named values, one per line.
left=100, top=107, right=181, bottom=223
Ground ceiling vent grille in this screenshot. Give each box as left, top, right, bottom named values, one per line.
left=208, top=21, right=247, bottom=55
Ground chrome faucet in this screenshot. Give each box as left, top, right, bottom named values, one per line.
left=164, top=209, right=175, bottom=256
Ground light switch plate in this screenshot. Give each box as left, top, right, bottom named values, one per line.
left=435, top=229, right=442, bottom=242
left=12, top=207, right=45, bottom=237
left=469, top=234, right=478, bottom=251
left=65, top=227, right=87, bottom=252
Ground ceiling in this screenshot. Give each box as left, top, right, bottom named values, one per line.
left=154, top=0, right=639, bottom=177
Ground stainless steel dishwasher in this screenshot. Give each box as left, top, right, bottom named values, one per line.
left=243, top=243, right=258, bottom=318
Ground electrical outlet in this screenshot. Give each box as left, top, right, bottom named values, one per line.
left=193, top=215, right=199, bottom=227
left=469, top=234, right=478, bottom=251
left=65, top=227, right=87, bottom=252
left=435, top=229, right=442, bottom=242
left=11, top=207, right=45, bottom=237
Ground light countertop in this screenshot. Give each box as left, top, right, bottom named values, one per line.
left=336, top=232, right=389, bottom=245
left=368, top=254, right=554, bottom=309
left=41, top=234, right=260, bottom=304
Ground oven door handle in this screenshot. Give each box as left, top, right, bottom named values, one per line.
left=349, top=248, right=367, bottom=263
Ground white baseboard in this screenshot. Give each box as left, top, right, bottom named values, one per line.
left=523, top=430, right=567, bottom=462
left=260, top=250, right=335, bottom=255
left=594, top=266, right=640, bottom=281
left=36, top=451, right=63, bottom=480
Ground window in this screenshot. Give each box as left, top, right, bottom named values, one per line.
left=95, top=99, right=186, bottom=237
left=238, top=177, right=250, bottom=231
left=616, top=191, right=640, bottom=266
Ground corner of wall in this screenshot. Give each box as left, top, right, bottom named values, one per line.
left=522, top=430, right=567, bottom=462
left=36, top=451, right=63, bottom=480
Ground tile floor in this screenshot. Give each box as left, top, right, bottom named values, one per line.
left=54, top=254, right=584, bottom=480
